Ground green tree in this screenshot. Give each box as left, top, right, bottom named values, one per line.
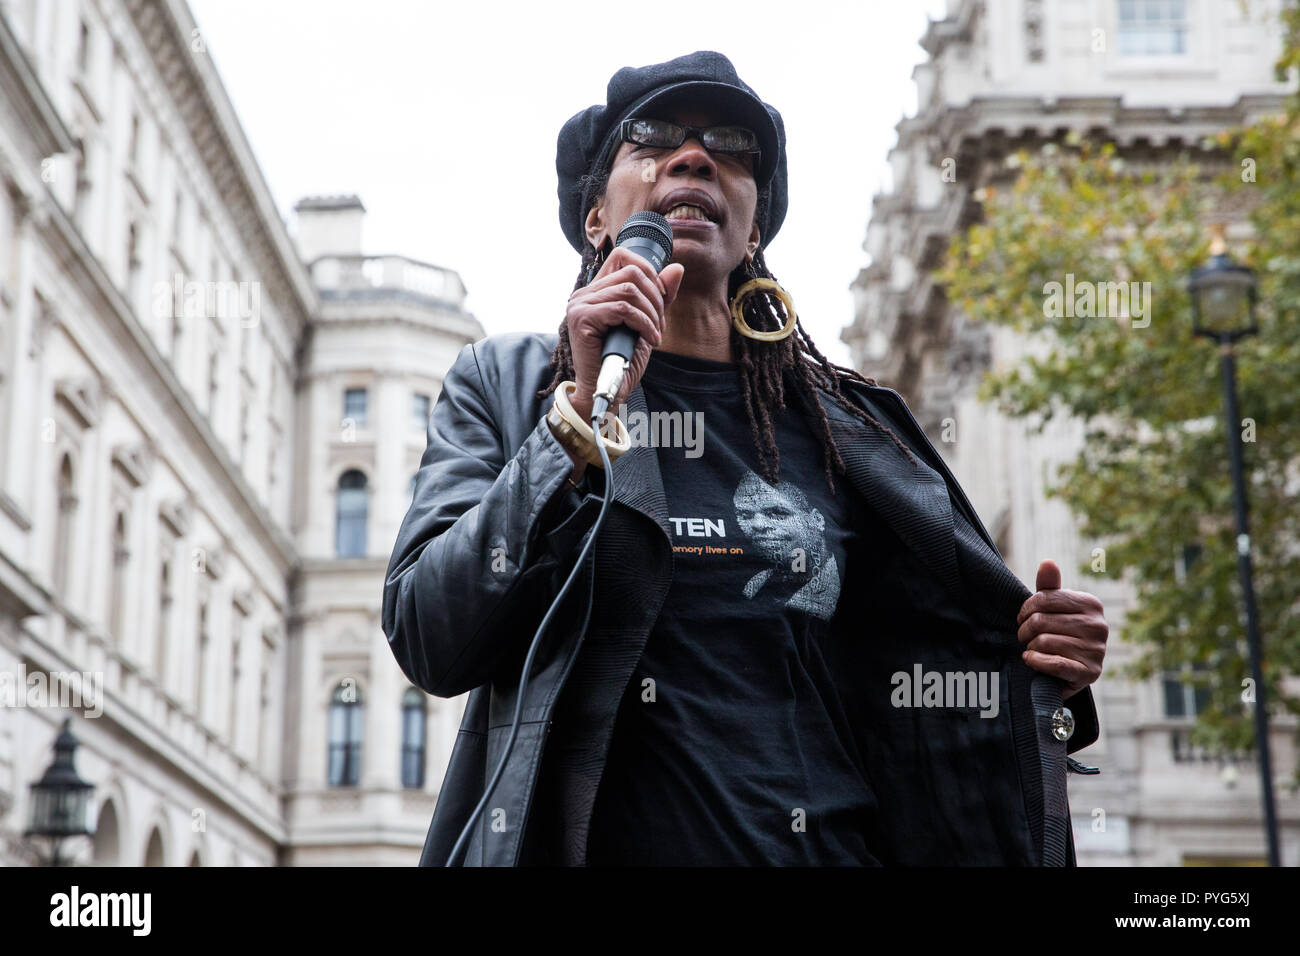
left=936, top=10, right=1300, bottom=761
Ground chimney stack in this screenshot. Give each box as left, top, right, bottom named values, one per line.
left=292, top=194, right=366, bottom=263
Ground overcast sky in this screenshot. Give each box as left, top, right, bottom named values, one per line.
left=188, top=0, right=949, bottom=367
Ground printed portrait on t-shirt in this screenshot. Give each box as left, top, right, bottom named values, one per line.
left=733, top=469, right=841, bottom=621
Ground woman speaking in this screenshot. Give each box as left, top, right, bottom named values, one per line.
left=382, top=50, right=1109, bottom=866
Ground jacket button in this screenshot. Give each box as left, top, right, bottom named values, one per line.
left=1051, top=706, right=1075, bottom=742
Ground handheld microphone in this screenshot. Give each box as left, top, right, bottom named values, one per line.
left=591, top=211, right=674, bottom=422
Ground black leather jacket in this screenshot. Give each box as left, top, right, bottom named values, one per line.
left=382, top=331, right=1100, bottom=866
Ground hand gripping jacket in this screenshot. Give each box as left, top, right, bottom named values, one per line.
left=382, top=331, right=1101, bottom=866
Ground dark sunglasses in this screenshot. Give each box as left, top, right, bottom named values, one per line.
left=617, top=117, right=761, bottom=166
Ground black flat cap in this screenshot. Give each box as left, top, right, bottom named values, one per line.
left=556, top=50, right=788, bottom=256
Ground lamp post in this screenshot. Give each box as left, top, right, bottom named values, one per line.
left=24, top=717, right=94, bottom=866
left=1186, top=225, right=1280, bottom=867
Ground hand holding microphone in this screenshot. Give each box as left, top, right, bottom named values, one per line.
left=445, top=214, right=681, bottom=867
left=565, top=212, right=685, bottom=423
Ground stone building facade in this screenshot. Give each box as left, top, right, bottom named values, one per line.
left=0, top=0, right=479, bottom=865
left=844, top=0, right=1299, bottom=864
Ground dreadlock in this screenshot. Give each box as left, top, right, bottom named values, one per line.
left=538, top=163, right=921, bottom=494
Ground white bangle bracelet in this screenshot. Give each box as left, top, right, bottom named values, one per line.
left=549, top=380, right=632, bottom=465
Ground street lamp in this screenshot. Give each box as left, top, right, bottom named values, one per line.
left=1185, top=224, right=1279, bottom=867
left=24, top=718, right=94, bottom=866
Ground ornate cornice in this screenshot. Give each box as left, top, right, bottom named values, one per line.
left=0, top=12, right=76, bottom=158
left=121, top=0, right=318, bottom=358
left=925, top=93, right=1290, bottom=160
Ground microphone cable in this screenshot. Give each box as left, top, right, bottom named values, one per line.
left=444, top=210, right=666, bottom=865
left=444, top=404, right=616, bottom=866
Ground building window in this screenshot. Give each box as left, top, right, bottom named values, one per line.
left=268, top=443, right=277, bottom=503
left=1162, top=540, right=1212, bottom=718
left=238, top=311, right=250, bottom=370
left=1175, top=541, right=1202, bottom=581
left=128, top=113, right=140, bottom=170
left=412, top=392, right=431, bottom=431
left=335, top=470, right=368, bottom=557
left=1024, top=0, right=1045, bottom=63
left=230, top=608, right=244, bottom=744
left=73, top=138, right=90, bottom=224
left=76, top=19, right=90, bottom=76
left=171, top=189, right=183, bottom=247
left=109, top=511, right=129, bottom=642
left=401, top=688, right=426, bottom=789
left=1173, top=540, right=1209, bottom=604
left=54, top=454, right=78, bottom=596
left=1163, top=670, right=1211, bottom=718
left=126, top=221, right=140, bottom=299
left=92, top=800, right=120, bottom=865
left=207, top=345, right=220, bottom=415
left=327, top=681, right=363, bottom=787
left=343, top=387, right=368, bottom=427
left=258, top=635, right=273, bottom=776
left=1117, top=0, right=1187, bottom=56
left=156, top=551, right=172, bottom=680
left=195, top=601, right=209, bottom=719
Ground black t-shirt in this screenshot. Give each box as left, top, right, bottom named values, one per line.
left=585, top=348, right=885, bottom=866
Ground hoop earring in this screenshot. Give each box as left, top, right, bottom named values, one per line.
left=731, top=275, right=798, bottom=341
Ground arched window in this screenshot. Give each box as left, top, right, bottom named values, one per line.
left=327, top=681, right=363, bottom=787
left=401, top=688, right=426, bottom=789
left=143, top=827, right=164, bottom=867
left=92, top=800, right=120, bottom=865
left=335, top=470, right=368, bottom=558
